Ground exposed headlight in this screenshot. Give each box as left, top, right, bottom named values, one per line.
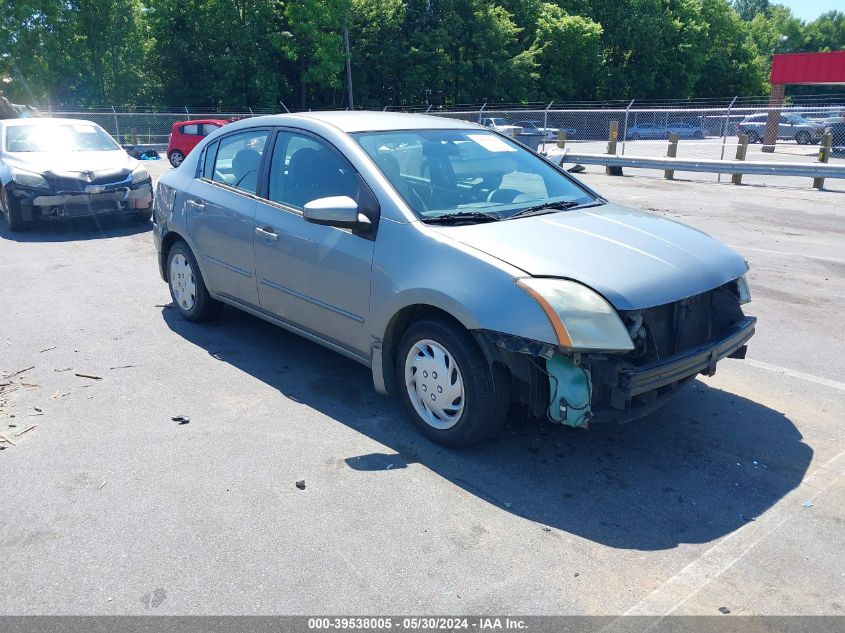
left=131, top=164, right=150, bottom=184
left=516, top=278, right=634, bottom=352
left=10, top=166, right=49, bottom=189
left=736, top=275, right=751, bottom=304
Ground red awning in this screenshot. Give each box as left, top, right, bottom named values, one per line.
left=770, top=51, right=845, bottom=85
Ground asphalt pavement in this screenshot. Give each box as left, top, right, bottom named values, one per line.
left=1, top=161, right=843, bottom=615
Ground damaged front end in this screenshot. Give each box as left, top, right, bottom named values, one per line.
left=476, top=278, right=755, bottom=427
left=11, top=166, right=152, bottom=221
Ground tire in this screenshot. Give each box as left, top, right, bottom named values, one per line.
left=168, top=150, right=185, bottom=168
left=166, top=240, right=222, bottom=322
left=1, top=186, right=27, bottom=232
left=745, top=130, right=760, bottom=144
left=795, top=131, right=811, bottom=145
left=396, top=318, right=509, bottom=447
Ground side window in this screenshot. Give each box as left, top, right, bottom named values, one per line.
left=202, top=123, right=220, bottom=136
left=182, top=124, right=200, bottom=135
left=211, top=130, right=269, bottom=194
left=202, top=141, right=218, bottom=179
left=268, top=131, right=360, bottom=209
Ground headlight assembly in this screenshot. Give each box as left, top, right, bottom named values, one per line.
left=10, top=166, right=49, bottom=189
left=516, top=278, right=634, bottom=352
left=735, top=275, right=751, bottom=304
left=131, top=164, right=151, bottom=184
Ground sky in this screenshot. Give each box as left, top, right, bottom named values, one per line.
left=776, top=0, right=844, bottom=21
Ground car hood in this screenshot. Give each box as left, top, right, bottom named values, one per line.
left=431, top=203, right=748, bottom=310
left=4, top=150, right=136, bottom=177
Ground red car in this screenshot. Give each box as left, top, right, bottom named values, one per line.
left=166, top=119, right=229, bottom=167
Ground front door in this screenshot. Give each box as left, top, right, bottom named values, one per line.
left=186, top=128, right=270, bottom=308
left=253, top=130, right=378, bottom=358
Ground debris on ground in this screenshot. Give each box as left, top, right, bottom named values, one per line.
left=156, top=303, right=175, bottom=309
left=295, top=479, right=306, bottom=490
left=110, top=365, right=138, bottom=370
left=3, top=366, right=35, bottom=379
left=75, top=373, right=103, bottom=380
left=719, top=607, right=731, bottom=614
left=14, top=425, right=37, bottom=437
left=0, top=432, right=16, bottom=446
left=171, top=415, right=190, bottom=424
left=54, top=368, right=73, bottom=372
left=802, top=500, right=814, bottom=508
left=38, top=346, right=56, bottom=353
left=51, top=391, right=70, bottom=399
left=99, top=480, right=108, bottom=490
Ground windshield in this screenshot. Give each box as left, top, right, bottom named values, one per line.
left=489, top=118, right=507, bottom=126
left=354, top=129, right=595, bottom=220
left=5, top=123, right=121, bottom=152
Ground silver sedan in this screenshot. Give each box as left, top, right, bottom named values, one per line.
left=153, top=112, right=755, bottom=447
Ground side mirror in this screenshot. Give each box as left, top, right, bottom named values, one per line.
left=303, top=196, right=365, bottom=229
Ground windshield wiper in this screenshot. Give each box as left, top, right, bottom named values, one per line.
left=422, top=211, right=501, bottom=225
left=508, top=200, right=583, bottom=220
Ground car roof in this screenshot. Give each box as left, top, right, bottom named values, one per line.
left=260, top=111, right=481, bottom=133
left=176, top=119, right=228, bottom=125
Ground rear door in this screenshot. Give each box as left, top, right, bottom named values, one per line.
left=252, top=129, right=378, bottom=357
left=186, top=128, right=270, bottom=308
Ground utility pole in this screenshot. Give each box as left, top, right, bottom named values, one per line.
left=343, top=25, right=354, bottom=109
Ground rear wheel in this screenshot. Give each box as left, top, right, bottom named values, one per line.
left=396, top=319, right=509, bottom=447
left=166, top=240, right=222, bottom=321
left=745, top=130, right=760, bottom=144
left=795, top=131, right=811, bottom=145
left=168, top=150, right=185, bottom=168
left=1, top=187, right=27, bottom=232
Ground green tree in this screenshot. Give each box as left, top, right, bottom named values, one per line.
left=805, top=11, right=845, bottom=52
left=532, top=3, right=602, bottom=101
left=694, top=0, right=766, bottom=97
left=732, top=0, right=769, bottom=21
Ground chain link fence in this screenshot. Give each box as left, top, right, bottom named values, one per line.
left=417, top=103, right=845, bottom=191
left=37, top=101, right=845, bottom=191
left=41, top=107, right=274, bottom=147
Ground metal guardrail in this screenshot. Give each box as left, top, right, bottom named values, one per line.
left=559, top=152, right=845, bottom=179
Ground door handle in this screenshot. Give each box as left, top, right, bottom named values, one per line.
left=185, top=199, right=205, bottom=212
left=255, top=226, right=278, bottom=241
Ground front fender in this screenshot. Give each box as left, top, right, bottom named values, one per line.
left=369, top=220, right=558, bottom=393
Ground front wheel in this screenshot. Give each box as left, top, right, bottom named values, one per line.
left=168, top=150, right=185, bottom=168
left=1, top=187, right=27, bottom=232
left=795, top=131, right=811, bottom=145
left=396, top=319, right=509, bottom=447
left=166, top=241, right=222, bottom=321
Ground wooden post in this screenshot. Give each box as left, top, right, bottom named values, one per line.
left=557, top=130, right=567, bottom=149
left=607, top=121, right=622, bottom=176
left=732, top=134, right=748, bottom=185
left=664, top=134, right=679, bottom=180
left=813, top=133, right=832, bottom=190
left=761, top=83, right=785, bottom=153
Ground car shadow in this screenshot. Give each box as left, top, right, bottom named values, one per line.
left=163, top=306, right=812, bottom=551
left=0, top=215, right=151, bottom=242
